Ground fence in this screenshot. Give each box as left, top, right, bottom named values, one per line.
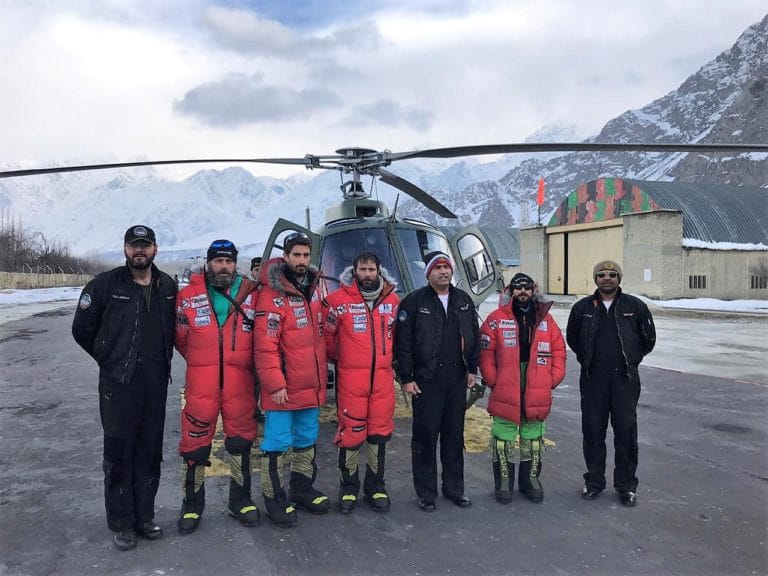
left=0, top=271, right=91, bottom=290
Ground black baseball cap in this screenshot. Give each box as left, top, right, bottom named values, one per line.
left=124, top=225, right=156, bottom=245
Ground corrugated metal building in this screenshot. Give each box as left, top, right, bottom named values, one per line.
left=519, top=178, right=768, bottom=299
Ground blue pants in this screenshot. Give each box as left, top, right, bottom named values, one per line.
left=261, top=408, right=319, bottom=452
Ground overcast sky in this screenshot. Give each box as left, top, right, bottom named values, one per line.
left=2, top=1, right=765, bottom=178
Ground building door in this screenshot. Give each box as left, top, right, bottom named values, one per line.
left=547, top=233, right=566, bottom=294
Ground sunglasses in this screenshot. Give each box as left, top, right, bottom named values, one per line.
left=210, top=240, right=234, bottom=249
left=512, top=283, right=534, bottom=291
left=596, top=272, right=618, bottom=278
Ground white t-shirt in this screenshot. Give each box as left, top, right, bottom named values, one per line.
left=438, top=293, right=449, bottom=313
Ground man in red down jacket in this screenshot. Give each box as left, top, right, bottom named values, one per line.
left=254, top=233, right=330, bottom=527
left=324, top=251, right=400, bottom=514
left=175, top=240, right=260, bottom=534
left=479, top=273, right=566, bottom=504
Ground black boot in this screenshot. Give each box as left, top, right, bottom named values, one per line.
left=226, top=440, right=260, bottom=527
left=113, top=529, right=137, bottom=551
left=519, top=438, right=544, bottom=503
left=289, top=445, right=331, bottom=514
left=363, top=441, right=390, bottom=513
left=177, top=462, right=206, bottom=535
left=337, top=446, right=360, bottom=514
left=492, top=438, right=514, bottom=504
left=262, top=451, right=297, bottom=528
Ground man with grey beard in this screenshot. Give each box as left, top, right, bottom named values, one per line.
left=72, top=225, right=177, bottom=551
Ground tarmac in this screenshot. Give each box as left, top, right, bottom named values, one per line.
left=0, top=303, right=766, bottom=576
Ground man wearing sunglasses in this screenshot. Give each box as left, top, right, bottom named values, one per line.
left=566, top=260, right=656, bottom=507
left=479, top=273, right=566, bottom=504
left=175, top=239, right=261, bottom=534
left=254, top=232, right=330, bottom=527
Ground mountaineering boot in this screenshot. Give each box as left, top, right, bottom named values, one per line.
left=363, top=441, right=390, bottom=513
left=289, top=445, right=331, bottom=514
left=492, top=438, right=514, bottom=504
left=113, top=529, right=138, bottom=551
left=519, top=438, right=544, bottom=503
left=177, top=461, right=206, bottom=535
left=337, top=446, right=361, bottom=515
left=262, top=451, right=297, bottom=528
left=226, top=440, right=260, bottom=527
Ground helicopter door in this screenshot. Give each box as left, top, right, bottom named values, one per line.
left=262, top=218, right=320, bottom=265
left=447, top=225, right=498, bottom=307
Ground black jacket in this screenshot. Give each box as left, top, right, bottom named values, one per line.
left=72, top=264, right=177, bottom=383
left=394, top=284, right=479, bottom=384
left=566, top=288, right=656, bottom=373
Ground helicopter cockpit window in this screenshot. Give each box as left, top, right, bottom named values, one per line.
left=456, top=233, right=495, bottom=295
left=320, top=229, right=401, bottom=293
left=396, top=228, right=453, bottom=291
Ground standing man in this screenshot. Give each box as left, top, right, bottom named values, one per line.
left=251, top=257, right=262, bottom=283
left=566, top=260, right=656, bottom=507
left=394, top=251, right=479, bottom=512
left=479, top=273, right=566, bottom=504
left=250, top=255, right=265, bottom=423
left=175, top=240, right=261, bottom=534
left=72, top=225, right=176, bottom=551
left=324, top=251, right=400, bottom=514
left=254, top=233, right=330, bottom=527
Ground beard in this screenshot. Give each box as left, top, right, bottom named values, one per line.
left=125, top=252, right=155, bottom=270
left=357, top=276, right=380, bottom=292
left=206, top=268, right=235, bottom=288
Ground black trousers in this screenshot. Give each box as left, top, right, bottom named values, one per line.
left=410, top=366, right=466, bottom=501
left=579, top=367, right=641, bottom=492
left=99, top=358, right=168, bottom=532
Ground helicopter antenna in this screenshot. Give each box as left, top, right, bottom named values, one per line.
left=391, top=194, right=400, bottom=222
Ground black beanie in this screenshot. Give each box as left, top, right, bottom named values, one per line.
left=207, top=239, right=238, bottom=262
left=510, top=272, right=534, bottom=285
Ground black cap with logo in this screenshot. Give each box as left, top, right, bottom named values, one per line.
left=124, top=225, right=156, bottom=245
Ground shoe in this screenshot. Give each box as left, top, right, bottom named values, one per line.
left=264, top=495, right=298, bottom=528
left=619, top=491, right=637, bottom=507
left=582, top=486, right=602, bottom=500
left=337, top=493, right=358, bottom=515
left=228, top=498, right=261, bottom=527
left=444, top=493, right=472, bottom=508
left=290, top=488, right=331, bottom=514
left=135, top=521, right=163, bottom=541
left=364, top=491, right=391, bottom=513
left=113, top=529, right=137, bottom=551
left=177, top=497, right=204, bottom=535
left=417, top=498, right=436, bottom=512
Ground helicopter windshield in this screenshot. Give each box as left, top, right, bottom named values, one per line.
left=396, top=228, right=452, bottom=291
left=320, top=229, right=401, bottom=292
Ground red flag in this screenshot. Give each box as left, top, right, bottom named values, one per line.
left=536, top=178, right=545, bottom=206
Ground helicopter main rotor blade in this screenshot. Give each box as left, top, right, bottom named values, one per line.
left=378, top=168, right=458, bottom=219
left=0, top=156, right=322, bottom=179
left=389, top=142, right=768, bottom=161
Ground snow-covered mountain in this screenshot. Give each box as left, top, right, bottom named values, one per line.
left=400, top=14, right=768, bottom=227
left=2, top=16, right=766, bottom=257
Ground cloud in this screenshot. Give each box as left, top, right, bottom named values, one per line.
left=173, top=73, right=343, bottom=126
left=202, top=7, right=382, bottom=59
left=343, top=99, right=436, bottom=130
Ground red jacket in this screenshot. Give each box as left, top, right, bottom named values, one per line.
left=254, top=260, right=327, bottom=411
left=324, top=267, right=399, bottom=446
left=479, top=294, right=566, bottom=425
left=175, top=273, right=258, bottom=452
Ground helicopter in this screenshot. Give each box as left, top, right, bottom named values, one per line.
left=2, top=141, right=766, bottom=305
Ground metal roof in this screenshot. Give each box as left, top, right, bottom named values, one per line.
left=625, top=180, right=767, bottom=244
left=548, top=179, right=767, bottom=244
